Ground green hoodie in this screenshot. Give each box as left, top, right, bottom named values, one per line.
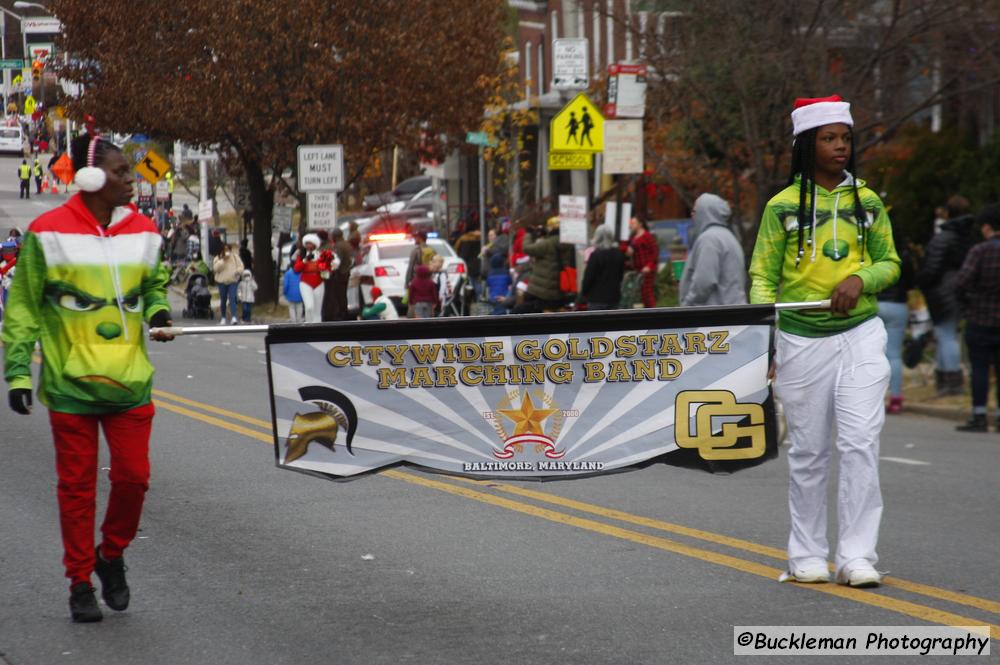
left=749, top=176, right=900, bottom=337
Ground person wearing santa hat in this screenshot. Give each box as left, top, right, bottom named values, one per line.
left=293, top=233, right=335, bottom=324
left=361, top=286, right=399, bottom=321
left=749, top=96, right=901, bottom=588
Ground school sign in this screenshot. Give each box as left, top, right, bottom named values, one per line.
left=265, top=306, right=780, bottom=481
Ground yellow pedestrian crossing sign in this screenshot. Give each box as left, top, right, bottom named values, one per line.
left=550, top=93, right=604, bottom=153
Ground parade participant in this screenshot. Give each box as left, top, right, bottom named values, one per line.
left=679, top=193, right=747, bottom=306
left=293, top=233, right=332, bottom=324
left=626, top=217, right=658, bottom=308
left=3, top=133, right=175, bottom=622
left=749, top=96, right=900, bottom=588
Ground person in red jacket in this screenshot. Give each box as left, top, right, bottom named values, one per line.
left=626, top=217, right=658, bottom=308
left=407, top=264, right=439, bottom=318
left=293, top=233, right=333, bottom=324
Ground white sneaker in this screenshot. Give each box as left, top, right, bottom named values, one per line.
left=779, top=564, right=830, bottom=584
left=231, top=316, right=239, bottom=325
left=219, top=318, right=226, bottom=325
left=836, top=565, right=881, bottom=588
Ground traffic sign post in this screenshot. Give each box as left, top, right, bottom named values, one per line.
left=605, top=63, right=648, bottom=119
left=548, top=152, right=593, bottom=171
left=306, top=192, right=338, bottom=230
left=603, top=120, right=644, bottom=175
left=552, top=38, right=589, bottom=90
left=272, top=205, right=293, bottom=234
left=296, top=144, right=344, bottom=193
left=558, top=195, right=588, bottom=245
left=550, top=93, right=604, bottom=153
left=135, top=148, right=171, bottom=185
left=0, top=59, right=24, bottom=69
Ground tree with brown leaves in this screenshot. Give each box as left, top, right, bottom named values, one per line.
left=53, top=0, right=506, bottom=301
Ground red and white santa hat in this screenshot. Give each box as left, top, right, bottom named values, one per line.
left=791, top=95, right=853, bottom=137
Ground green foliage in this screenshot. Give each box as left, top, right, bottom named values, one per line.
left=868, top=126, right=1000, bottom=243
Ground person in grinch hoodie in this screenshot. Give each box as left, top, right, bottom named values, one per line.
left=2, top=133, right=174, bottom=623
left=749, top=96, right=900, bottom=590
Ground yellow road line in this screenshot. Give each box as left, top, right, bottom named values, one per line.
left=383, top=469, right=994, bottom=639
left=448, top=477, right=1000, bottom=617
left=152, top=388, right=273, bottom=430
left=153, top=399, right=274, bottom=444
left=150, top=388, right=1000, bottom=629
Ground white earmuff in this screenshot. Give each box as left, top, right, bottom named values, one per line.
left=74, top=137, right=107, bottom=192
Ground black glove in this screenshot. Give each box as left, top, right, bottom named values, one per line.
left=9, top=388, right=32, bottom=415
left=149, top=310, right=172, bottom=329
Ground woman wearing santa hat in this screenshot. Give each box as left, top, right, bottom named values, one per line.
left=749, top=96, right=901, bottom=588
left=293, top=233, right=335, bottom=324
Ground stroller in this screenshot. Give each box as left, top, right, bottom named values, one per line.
left=181, top=273, right=213, bottom=319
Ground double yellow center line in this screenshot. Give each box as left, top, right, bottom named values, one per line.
left=151, top=386, right=997, bottom=640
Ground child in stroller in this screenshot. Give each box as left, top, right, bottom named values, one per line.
left=182, top=272, right=213, bottom=319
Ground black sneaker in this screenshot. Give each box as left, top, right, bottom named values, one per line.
left=69, top=582, right=103, bottom=623
left=94, top=547, right=130, bottom=611
left=956, top=415, right=988, bottom=433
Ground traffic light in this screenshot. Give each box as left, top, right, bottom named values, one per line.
left=31, top=60, right=43, bottom=83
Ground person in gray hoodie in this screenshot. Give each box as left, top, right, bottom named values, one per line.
left=678, top=193, right=747, bottom=306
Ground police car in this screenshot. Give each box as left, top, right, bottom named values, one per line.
left=347, top=234, right=468, bottom=315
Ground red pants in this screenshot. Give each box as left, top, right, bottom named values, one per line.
left=49, top=402, right=154, bottom=587
left=640, top=272, right=656, bottom=308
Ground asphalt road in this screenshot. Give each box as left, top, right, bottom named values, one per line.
left=1, top=157, right=999, bottom=664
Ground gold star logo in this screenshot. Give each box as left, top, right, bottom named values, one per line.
left=497, top=393, right=558, bottom=436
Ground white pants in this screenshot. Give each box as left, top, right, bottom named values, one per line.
left=299, top=282, right=325, bottom=324
left=287, top=301, right=303, bottom=323
left=774, top=316, right=889, bottom=575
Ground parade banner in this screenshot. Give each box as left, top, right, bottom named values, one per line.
left=264, top=306, right=780, bottom=481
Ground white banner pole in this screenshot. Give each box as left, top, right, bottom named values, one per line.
left=774, top=299, right=832, bottom=311
left=150, top=325, right=270, bottom=336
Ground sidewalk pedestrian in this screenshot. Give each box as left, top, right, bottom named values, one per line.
left=626, top=217, right=658, bottom=308
left=916, top=195, right=975, bottom=395
left=321, top=228, right=353, bottom=321
left=486, top=251, right=512, bottom=314
left=361, top=286, right=399, bottom=320
left=749, top=95, right=901, bottom=589
left=679, top=193, right=747, bottom=306
left=408, top=264, right=438, bottom=318
left=282, top=266, right=304, bottom=323
left=212, top=243, right=244, bottom=325
left=237, top=268, right=258, bottom=323
left=515, top=218, right=564, bottom=314
left=954, top=203, right=1000, bottom=432
left=580, top=225, right=625, bottom=310
left=876, top=231, right=916, bottom=414
left=2, top=133, right=175, bottom=623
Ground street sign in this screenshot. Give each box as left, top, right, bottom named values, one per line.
left=550, top=93, right=604, bottom=153
left=605, top=63, right=648, bottom=119
left=272, top=205, right=293, bottom=233
left=135, top=149, right=171, bottom=185
left=233, top=180, right=251, bottom=211
left=28, top=44, right=54, bottom=63
left=296, top=144, right=344, bottom=192
left=23, top=17, right=63, bottom=34
left=155, top=180, right=169, bottom=202
left=0, top=59, right=24, bottom=69
left=558, top=195, right=588, bottom=245
left=23, top=95, right=35, bottom=116
left=552, top=38, right=589, bottom=90
left=602, top=119, right=644, bottom=174
left=307, top=192, right=338, bottom=230
left=138, top=181, right=153, bottom=197
left=465, top=131, right=496, bottom=147
left=548, top=152, right=593, bottom=171
left=198, top=200, right=213, bottom=222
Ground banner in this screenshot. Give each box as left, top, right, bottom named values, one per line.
left=266, top=307, right=778, bottom=481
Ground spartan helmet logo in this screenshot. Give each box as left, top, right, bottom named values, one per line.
left=283, top=386, right=359, bottom=464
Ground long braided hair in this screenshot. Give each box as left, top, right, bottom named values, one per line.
left=788, top=127, right=869, bottom=266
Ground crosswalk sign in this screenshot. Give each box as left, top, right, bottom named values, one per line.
left=550, top=93, right=604, bottom=153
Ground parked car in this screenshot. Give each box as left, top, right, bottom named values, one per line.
left=363, top=175, right=431, bottom=211
left=0, top=126, right=24, bottom=154
left=347, top=236, right=467, bottom=314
